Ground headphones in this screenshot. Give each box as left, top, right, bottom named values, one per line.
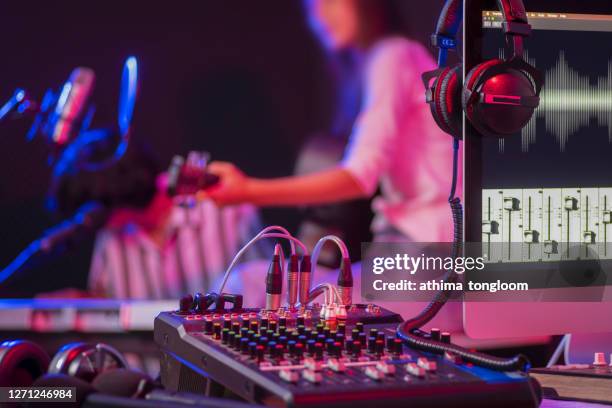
left=423, top=0, right=543, bottom=139
left=0, top=340, right=155, bottom=401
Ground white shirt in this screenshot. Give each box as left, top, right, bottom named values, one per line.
left=342, top=37, right=462, bottom=242
left=88, top=201, right=265, bottom=299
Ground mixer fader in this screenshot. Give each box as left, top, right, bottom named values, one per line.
left=482, top=187, right=612, bottom=263
left=155, top=295, right=539, bottom=408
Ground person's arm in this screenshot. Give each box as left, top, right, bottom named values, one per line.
left=203, top=40, right=414, bottom=208
left=202, top=162, right=367, bottom=207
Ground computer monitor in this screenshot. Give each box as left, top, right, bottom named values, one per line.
left=463, top=0, right=612, bottom=338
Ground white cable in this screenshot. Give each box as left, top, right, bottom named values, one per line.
left=307, top=282, right=341, bottom=305
left=258, top=226, right=296, bottom=252
left=216, top=228, right=307, bottom=294
left=311, top=235, right=349, bottom=269
left=309, top=235, right=350, bottom=296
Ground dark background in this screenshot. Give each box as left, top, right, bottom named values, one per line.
left=0, top=1, right=443, bottom=297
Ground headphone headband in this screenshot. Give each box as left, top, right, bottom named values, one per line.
left=433, top=0, right=531, bottom=66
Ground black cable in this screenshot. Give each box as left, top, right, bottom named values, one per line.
left=396, top=138, right=531, bottom=372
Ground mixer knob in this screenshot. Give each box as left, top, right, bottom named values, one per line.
left=259, top=336, right=269, bottom=346
left=375, top=339, right=385, bottom=356
left=345, top=339, right=354, bottom=354
left=222, top=329, right=231, bottom=344
left=232, top=322, right=240, bottom=333
left=352, top=341, right=362, bottom=357
left=261, top=317, right=269, bottom=330
left=270, top=320, right=278, bottom=332
left=440, top=332, right=451, bottom=344
left=297, top=335, right=307, bottom=346
left=213, top=322, right=222, bottom=340
left=274, top=344, right=285, bottom=360
left=304, top=328, right=312, bottom=339
left=278, top=326, right=287, bottom=336
left=323, top=326, right=331, bottom=337
left=314, top=343, right=324, bottom=361
left=240, top=338, right=250, bottom=354
left=296, top=316, right=305, bottom=326
left=247, top=330, right=256, bottom=341
left=355, top=322, right=364, bottom=332
left=204, top=318, right=213, bottom=335
left=337, top=323, right=346, bottom=335
left=392, top=339, right=403, bottom=355
left=294, top=343, right=304, bottom=359
left=249, top=320, right=259, bottom=332
left=367, top=337, right=376, bottom=353
left=386, top=336, right=395, bottom=350
left=430, top=328, right=441, bottom=341
left=267, top=341, right=277, bottom=355
left=256, top=345, right=265, bottom=362
left=223, top=317, right=231, bottom=329
left=279, top=317, right=287, bottom=327
left=279, top=336, right=288, bottom=346
left=297, top=325, right=306, bottom=335
left=326, top=338, right=335, bottom=353
left=248, top=341, right=258, bottom=357
left=179, top=294, right=193, bottom=313
left=369, top=328, right=378, bottom=337
left=351, top=329, right=360, bottom=340
left=233, top=335, right=242, bottom=349
left=307, top=340, right=316, bottom=355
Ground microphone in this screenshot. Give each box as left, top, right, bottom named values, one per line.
left=265, top=244, right=283, bottom=310
left=338, top=257, right=353, bottom=306
left=39, top=201, right=109, bottom=253
left=0, top=202, right=108, bottom=284
left=44, top=67, right=95, bottom=146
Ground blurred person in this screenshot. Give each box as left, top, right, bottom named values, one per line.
left=204, top=0, right=460, bottom=243
left=46, top=129, right=266, bottom=299
left=203, top=0, right=463, bottom=327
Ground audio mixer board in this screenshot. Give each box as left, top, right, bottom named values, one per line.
left=154, top=296, right=540, bottom=408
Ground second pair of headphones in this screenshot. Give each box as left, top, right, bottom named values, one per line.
left=423, top=0, right=543, bottom=139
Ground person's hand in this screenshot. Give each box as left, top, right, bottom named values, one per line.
left=198, top=161, right=252, bottom=206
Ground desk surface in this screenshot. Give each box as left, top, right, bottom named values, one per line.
left=543, top=399, right=611, bottom=408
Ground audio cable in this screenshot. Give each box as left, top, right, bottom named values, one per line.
left=396, top=138, right=531, bottom=372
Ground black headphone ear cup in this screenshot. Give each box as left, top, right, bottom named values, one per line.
left=428, top=69, right=454, bottom=136
left=0, top=340, right=51, bottom=386
left=48, top=342, right=128, bottom=383
left=437, top=64, right=463, bottom=138
left=464, top=59, right=538, bottom=137
left=29, top=374, right=97, bottom=407
left=462, top=59, right=502, bottom=114
left=92, top=368, right=156, bottom=399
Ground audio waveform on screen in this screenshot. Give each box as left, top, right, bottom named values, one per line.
left=496, top=50, right=612, bottom=152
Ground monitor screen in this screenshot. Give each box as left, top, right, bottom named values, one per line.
left=479, top=11, right=612, bottom=267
